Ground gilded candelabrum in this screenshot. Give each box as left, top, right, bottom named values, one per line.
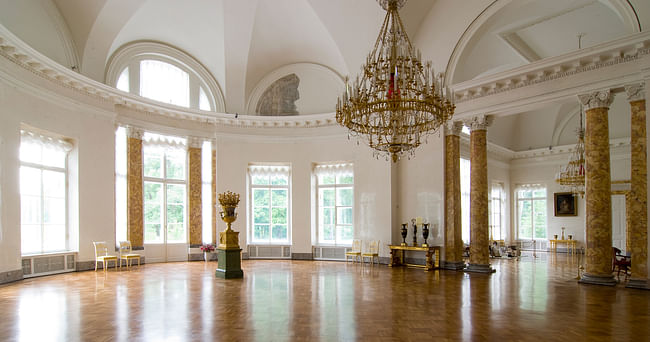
left=218, top=191, right=241, bottom=250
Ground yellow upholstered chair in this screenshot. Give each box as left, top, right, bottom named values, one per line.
left=362, top=240, right=380, bottom=265
left=118, top=241, right=141, bottom=268
left=345, top=239, right=362, bottom=263
left=93, top=241, right=118, bottom=272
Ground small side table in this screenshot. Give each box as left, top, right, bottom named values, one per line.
left=549, top=239, right=577, bottom=254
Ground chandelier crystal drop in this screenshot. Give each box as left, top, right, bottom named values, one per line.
left=336, top=0, right=455, bottom=162
left=555, top=106, right=586, bottom=195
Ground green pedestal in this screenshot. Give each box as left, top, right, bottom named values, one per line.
left=215, top=248, right=243, bottom=279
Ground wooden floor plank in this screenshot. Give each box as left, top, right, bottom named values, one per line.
left=0, top=253, right=649, bottom=341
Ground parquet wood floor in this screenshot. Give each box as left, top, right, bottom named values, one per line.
left=0, top=253, right=649, bottom=341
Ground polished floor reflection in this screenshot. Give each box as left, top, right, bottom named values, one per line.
left=1, top=253, right=649, bottom=341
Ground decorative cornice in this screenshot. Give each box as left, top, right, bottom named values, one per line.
left=578, top=90, right=614, bottom=110
left=464, top=115, right=492, bottom=132
left=0, top=24, right=338, bottom=132
left=125, top=126, right=144, bottom=140
left=625, top=83, right=645, bottom=102
left=444, top=121, right=464, bottom=136
left=187, top=136, right=204, bottom=149
left=452, top=32, right=650, bottom=105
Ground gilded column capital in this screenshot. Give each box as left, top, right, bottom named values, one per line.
left=444, top=121, right=464, bottom=136
left=187, top=136, right=204, bottom=149
left=625, top=83, right=645, bottom=102
left=464, top=115, right=492, bottom=132
left=578, top=90, right=614, bottom=111
left=125, top=126, right=144, bottom=140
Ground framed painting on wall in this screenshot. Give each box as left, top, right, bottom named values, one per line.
left=554, top=192, right=577, bottom=216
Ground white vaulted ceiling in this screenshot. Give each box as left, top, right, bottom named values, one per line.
left=1, top=0, right=649, bottom=151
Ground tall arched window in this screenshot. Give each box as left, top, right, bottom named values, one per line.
left=106, top=41, right=225, bottom=112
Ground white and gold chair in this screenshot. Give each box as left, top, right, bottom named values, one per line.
left=345, top=239, right=362, bottom=263
left=118, top=241, right=141, bottom=268
left=93, top=241, right=118, bottom=272
left=362, top=240, right=380, bottom=265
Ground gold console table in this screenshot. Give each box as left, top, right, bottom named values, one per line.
left=388, top=245, right=440, bottom=271
left=549, top=239, right=577, bottom=254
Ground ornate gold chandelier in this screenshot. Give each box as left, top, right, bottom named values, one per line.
left=556, top=105, right=585, bottom=195
left=336, top=0, right=455, bottom=162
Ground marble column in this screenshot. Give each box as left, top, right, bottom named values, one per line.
left=625, top=84, right=649, bottom=289
left=126, top=126, right=144, bottom=248
left=188, top=137, right=203, bottom=246
left=211, top=141, right=217, bottom=245
left=465, top=115, right=494, bottom=273
left=578, top=90, right=616, bottom=286
left=444, top=121, right=465, bottom=270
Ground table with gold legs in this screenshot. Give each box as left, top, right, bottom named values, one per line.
left=549, top=239, right=577, bottom=254
left=388, top=245, right=440, bottom=271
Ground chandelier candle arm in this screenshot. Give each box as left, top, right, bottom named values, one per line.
left=336, top=0, right=455, bottom=162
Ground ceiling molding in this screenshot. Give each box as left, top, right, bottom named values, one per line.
left=0, top=23, right=340, bottom=133
left=41, top=0, right=80, bottom=71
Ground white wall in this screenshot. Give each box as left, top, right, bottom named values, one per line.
left=215, top=136, right=393, bottom=257
left=0, top=79, right=116, bottom=273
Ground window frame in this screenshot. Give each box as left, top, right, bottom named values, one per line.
left=143, top=146, right=188, bottom=244
left=489, top=182, right=506, bottom=241
left=247, top=166, right=292, bottom=245
left=105, top=41, right=225, bottom=112
left=315, top=170, right=354, bottom=246
left=516, top=186, right=548, bottom=241
left=19, top=138, right=70, bottom=255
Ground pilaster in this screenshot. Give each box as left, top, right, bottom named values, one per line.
left=126, top=126, right=144, bottom=248
left=188, top=136, right=203, bottom=246
left=211, top=141, right=217, bottom=245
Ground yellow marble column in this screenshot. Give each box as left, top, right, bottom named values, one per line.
left=625, top=83, right=649, bottom=289
left=188, top=137, right=203, bottom=246
left=578, top=90, right=616, bottom=286
left=126, top=126, right=144, bottom=248
left=444, top=121, right=465, bottom=270
left=465, top=115, right=494, bottom=273
left=211, top=142, right=217, bottom=245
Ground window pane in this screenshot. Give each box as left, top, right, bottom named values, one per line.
left=166, top=184, right=185, bottom=204
left=21, top=224, right=41, bottom=254
left=319, top=175, right=335, bottom=185
left=20, top=141, right=42, bottom=164
left=272, top=207, right=287, bottom=224
left=166, top=151, right=186, bottom=180
left=140, top=59, right=189, bottom=107
left=254, top=207, right=270, bottom=224
left=144, top=202, right=161, bottom=225
left=144, top=150, right=162, bottom=178
left=254, top=225, right=269, bottom=241
left=253, top=189, right=269, bottom=207
left=271, top=175, right=288, bottom=185
left=199, top=87, right=211, bottom=111
left=320, top=224, right=335, bottom=242
left=44, top=198, right=65, bottom=224
left=117, top=67, right=129, bottom=92
left=167, top=223, right=185, bottom=243
left=337, top=175, right=354, bottom=184
left=518, top=200, right=532, bottom=239
left=144, top=182, right=162, bottom=203
left=337, top=225, right=353, bottom=244
left=271, top=189, right=287, bottom=207
left=145, top=223, right=163, bottom=243
left=21, top=195, right=41, bottom=224
left=43, top=170, right=65, bottom=198
left=336, top=188, right=353, bottom=206
left=337, top=207, right=353, bottom=225
left=167, top=204, right=184, bottom=224
left=533, top=199, right=547, bottom=239
left=272, top=225, right=287, bottom=241
left=43, top=224, right=66, bottom=251
left=41, top=146, right=66, bottom=168
left=252, top=175, right=269, bottom=185
left=532, top=189, right=546, bottom=198
left=321, top=208, right=334, bottom=225
left=518, top=190, right=532, bottom=198
left=20, top=166, right=41, bottom=196
left=320, top=189, right=335, bottom=207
